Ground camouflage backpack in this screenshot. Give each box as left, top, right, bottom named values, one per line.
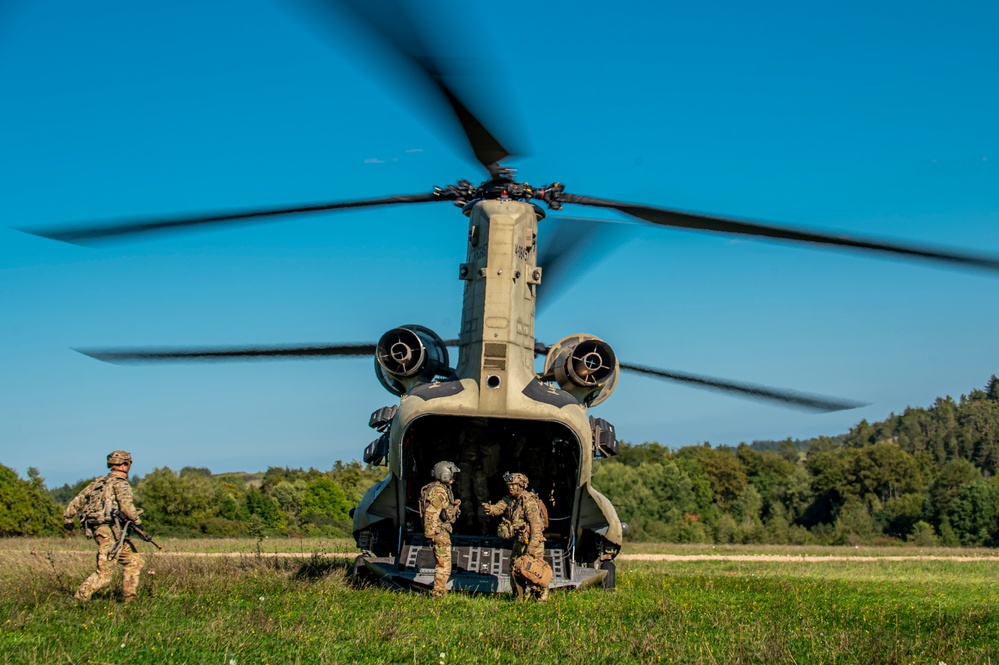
left=527, top=492, right=549, bottom=530
left=80, top=476, right=116, bottom=523
left=420, top=483, right=459, bottom=531
left=418, top=483, right=433, bottom=520
left=419, top=482, right=446, bottom=520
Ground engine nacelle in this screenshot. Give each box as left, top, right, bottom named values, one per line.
left=374, top=325, right=451, bottom=395
left=542, top=334, right=619, bottom=406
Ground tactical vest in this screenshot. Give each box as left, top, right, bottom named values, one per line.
left=498, top=492, right=549, bottom=538
left=80, top=476, right=118, bottom=523
left=419, top=482, right=454, bottom=521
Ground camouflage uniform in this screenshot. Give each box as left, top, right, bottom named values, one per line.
left=63, top=451, right=144, bottom=603
left=513, top=435, right=555, bottom=506
left=483, top=473, right=549, bottom=601
left=458, top=429, right=501, bottom=532
left=420, top=461, right=461, bottom=597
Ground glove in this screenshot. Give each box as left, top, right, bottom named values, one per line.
left=63, top=520, right=75, bottom=531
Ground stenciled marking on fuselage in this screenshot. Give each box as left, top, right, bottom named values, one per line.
left=469, top=244, right=488, bottom=261
left=514, top=245, right=533, bottom=261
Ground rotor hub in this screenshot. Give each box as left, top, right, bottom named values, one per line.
left=434, top=177, right=564, bottom=210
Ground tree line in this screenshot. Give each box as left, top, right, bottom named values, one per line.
left=593, top=376, right=999, bottom=546
left=2, top=462, right=384, bottom=538
left=2, top=376, right=998, bottom=545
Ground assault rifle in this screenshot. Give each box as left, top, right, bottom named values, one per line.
left=108, top=509, right=162, bottom=559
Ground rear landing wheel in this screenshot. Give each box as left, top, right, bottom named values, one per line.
left=600, top=561, right=616, bottom=591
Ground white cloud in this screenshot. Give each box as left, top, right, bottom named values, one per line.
left=365, top=149, right=422, bottom=164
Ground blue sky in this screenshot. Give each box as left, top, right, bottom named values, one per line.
left=2, top=0, right=997, bottom=488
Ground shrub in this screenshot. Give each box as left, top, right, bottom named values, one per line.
left=0, top=465, right=62, bottom=537
left=907, top=520, right=938, bottom=546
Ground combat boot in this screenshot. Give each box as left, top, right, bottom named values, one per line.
left=432, top=573, right=448, bottom=598
left=537, top=587, right=549, bottom=602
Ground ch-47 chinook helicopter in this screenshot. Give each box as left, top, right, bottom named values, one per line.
left=22, top=0, right=999, bottom=594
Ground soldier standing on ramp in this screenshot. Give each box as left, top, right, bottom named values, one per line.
left=420, top=461, right=461, bottom=598
left=62, top=450, right=145, bottom=603
left=483, top=472, right=552, bottom=602
left=457, top=426, right=501, bottom=533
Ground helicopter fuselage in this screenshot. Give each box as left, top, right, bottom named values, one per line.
left=351, top=198, right=623, bottom=593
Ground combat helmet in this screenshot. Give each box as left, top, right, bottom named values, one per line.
left=107, top=450, right=133, bottom=467
left=431, top=460, right=460, bottom=483
left=502, top=471, right=529, bottom=488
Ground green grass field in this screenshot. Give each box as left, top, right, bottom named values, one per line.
left=1, top=538, right=997, bottom=664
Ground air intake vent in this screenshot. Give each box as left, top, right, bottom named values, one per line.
left=484, top=343, right=507, bottom=358
left=483, top=357, right=506, bottom=370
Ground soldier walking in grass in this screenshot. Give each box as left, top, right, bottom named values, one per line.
left=420, top=461, right=461, bottom=598
left=63, top=450, right=145, bottom=603
left=483, top=472, right=552, bottom=602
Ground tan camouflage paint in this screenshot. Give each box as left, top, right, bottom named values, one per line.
left=352, top=199, right=624, bottom=565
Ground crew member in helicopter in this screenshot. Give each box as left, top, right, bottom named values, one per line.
left=483, top=472, right=552, bottom=602
left=512, top=433, right=555, bottom=506
left=420, top=461, right=461, bottom=598
left=457, top=426, right=501, bottom=534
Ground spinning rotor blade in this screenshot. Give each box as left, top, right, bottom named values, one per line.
left=22, top=192, right=441, bottom=244
left=305, top=0, right=514, bottom=176
left=532, top=342, right=862, bottom=413
left=617, top=362, right=866, bottom=413
left=78, top=343, right=379, bottom=363
left=79, top=339, right=461, bottom=364
left=83, top=338, right=857, bottom=412
left=560, top=193, right=999, bottom=273
left=535, top=216, right=634, bottom=312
